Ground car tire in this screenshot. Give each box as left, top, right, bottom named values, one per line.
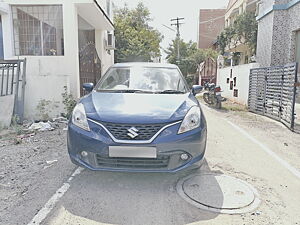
left=187, top=158, right=205, bottom=173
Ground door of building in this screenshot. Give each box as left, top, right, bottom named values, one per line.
left=78, top=16, right=102, bottom=96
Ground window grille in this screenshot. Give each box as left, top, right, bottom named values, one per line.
left=12, top=5, right=64, bottom=56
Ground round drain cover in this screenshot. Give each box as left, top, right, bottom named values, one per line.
left=177, top=173, right=260, bottom=214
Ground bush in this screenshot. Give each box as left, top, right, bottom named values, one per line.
left=61, top=86, right=77, bottom=119
left=11, top=115, right=23, bottom=135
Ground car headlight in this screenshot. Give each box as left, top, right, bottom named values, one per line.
left=178, top=106, right=201, bottom=134
left=72, top=103, right=90, bottom=131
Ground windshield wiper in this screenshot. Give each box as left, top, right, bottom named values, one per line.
left=97, top=89, right=155, bottom=93
left=96, top=89, right=132, bottom=93
left=97, top=89, right=184, bottom=94
left=157, top=90, right=185, bottom=94
left=133, top=90, right=156, bottom=94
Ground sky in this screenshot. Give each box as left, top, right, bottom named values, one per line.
left=112, top=0, right=229, bottom=59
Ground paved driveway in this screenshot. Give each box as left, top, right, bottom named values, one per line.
left=1, top=104, right=300, bottom=225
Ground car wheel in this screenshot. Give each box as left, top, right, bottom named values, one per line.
left=186, top=158, right=205, bottom=173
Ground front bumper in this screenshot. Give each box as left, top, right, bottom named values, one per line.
left=67, top=119, right=207, bottom=173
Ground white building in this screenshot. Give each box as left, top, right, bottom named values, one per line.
left=0, top=0, right=115, bottom=120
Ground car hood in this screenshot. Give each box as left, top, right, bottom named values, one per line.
left=82, top=91, right=198, bottom=124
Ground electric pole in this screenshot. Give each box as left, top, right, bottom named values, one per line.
left=171, top=17, right=184, bottom=63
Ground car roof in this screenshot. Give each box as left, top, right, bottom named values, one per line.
left=111, top=62, right=179, bottom=69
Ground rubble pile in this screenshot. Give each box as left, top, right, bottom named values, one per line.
left=1, top=117, right=70, bottom=145
left=27, top=117, right=68, bottom=132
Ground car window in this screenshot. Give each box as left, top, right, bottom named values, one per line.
left=99, top=68, right=130, bottom=90
left=96, top=66, right=187, bottom=93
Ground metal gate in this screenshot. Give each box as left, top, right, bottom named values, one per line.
left=248, top=63, right=299, bottom=133
left=79, top=42, right=101, bottom=96
left=0, top=59, right=26, bottom=123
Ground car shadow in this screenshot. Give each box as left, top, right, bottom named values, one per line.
left=56, top=159, right=224, bottom=225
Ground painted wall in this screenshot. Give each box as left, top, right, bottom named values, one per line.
left=256, top=0, right=300, bottom=67
left=217, top=63, right=259, bottom=105
left=0, top=95, right=14, bottom=127
left=256, top=12, right=274, bottom=67
left=0, top=0, right=114, bottom=120
left=95, top=29, right=114, bottom=75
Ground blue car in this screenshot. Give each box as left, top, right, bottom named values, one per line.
left=67, top=63, right=207, bottom=172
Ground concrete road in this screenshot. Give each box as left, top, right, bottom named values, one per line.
left=1, top=104, right=300, bottom=225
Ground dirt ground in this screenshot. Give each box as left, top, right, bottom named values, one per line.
left=0, top=102, right=300, bottom=225
left=0, top=126, right=76, bottom=225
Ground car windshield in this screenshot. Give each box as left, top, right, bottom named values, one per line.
left=95, top=66, right=187, bottom=93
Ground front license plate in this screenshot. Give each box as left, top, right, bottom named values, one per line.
left=109, top=146, right=157, bottom=158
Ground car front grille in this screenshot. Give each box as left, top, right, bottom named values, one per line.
left=95, top=155, right=170, bottom=169
left=101, top=122, right=166, bottom=140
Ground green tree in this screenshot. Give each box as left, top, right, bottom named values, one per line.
left=114, top=3, right=162, bottom=62
left=165, top=38, right=218, bottom=86
left=166, top=39, right=218, bottom=73
left=234, top=12, right=258, bottom=55
left=217, top=12, right=258, bottom=55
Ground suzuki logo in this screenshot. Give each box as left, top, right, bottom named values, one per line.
left=127, top=127, right=139, bottom=139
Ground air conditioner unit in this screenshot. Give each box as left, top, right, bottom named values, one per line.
left=106, top=33, right=115, bottom=50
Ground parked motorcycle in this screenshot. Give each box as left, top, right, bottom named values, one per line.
left=203, top=82, right=223, bottom=109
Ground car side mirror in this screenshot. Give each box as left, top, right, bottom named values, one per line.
left=192, top=85, right=203, bottom=96
left=83, top=83, right=94, bottom=92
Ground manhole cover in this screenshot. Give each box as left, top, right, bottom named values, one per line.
left=177, top=173, right=260, bottom=214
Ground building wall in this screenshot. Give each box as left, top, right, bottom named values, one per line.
left=217, top=63, right=259, bottom=105
left=275, top=0, right=289, bottom=4
left=256, top=12, right=274, bottom=67
left=0, top=0, right=114, bottom=120
left=1, top=1, right=81, bottom=119
left=95, top=29, right=114, bottom=74
left=224, top=0, right=258, bottom=65
left=270, top=10, right=289, bottom=66
left=257, top=0, right=300, bottom=67
left=225, top=0, right=257, bottom=27
left=258, top=0, right=274, bottom=13
left=287, top=2, right=300, bottom=64
left=225, top=0, right=245, bottom=24
left=96, top=0, right=114, bottom=74
left=198, top=9, right=225, bottom=49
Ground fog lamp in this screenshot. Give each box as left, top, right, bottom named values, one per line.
left=180, top=153, right=189, bottom=161
left=81, top=151, right=88, bottom=157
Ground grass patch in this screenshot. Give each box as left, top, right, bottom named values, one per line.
left=196, top=95, right=203, bottom=101
left=222, top=101, right=247, bottom=112
left=196, top=94, right=247, bottom=112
